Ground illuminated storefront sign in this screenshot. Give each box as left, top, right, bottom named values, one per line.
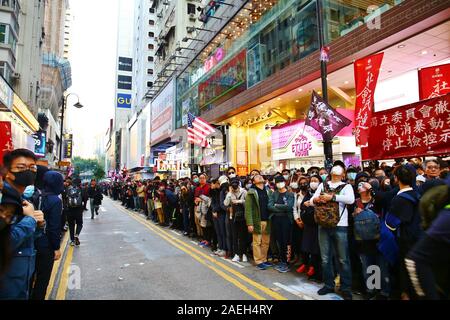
left=191, top=48, right=226, bottom=85
left=117, top=93, right=132, bottom=109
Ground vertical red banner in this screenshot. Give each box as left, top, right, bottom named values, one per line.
left=0, top=121, right=14, bottom=166
left=418, top=63, right=450, bottom=100
left=354, top=52, right=384, bottom=146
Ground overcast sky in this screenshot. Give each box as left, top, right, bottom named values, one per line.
left=66, top=0, right=119, bottom=158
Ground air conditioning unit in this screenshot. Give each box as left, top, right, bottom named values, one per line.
left=189, top=13, right=196, bottom=21
left=11, top=72, right=20, bottom=80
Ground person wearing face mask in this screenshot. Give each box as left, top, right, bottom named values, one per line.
left=0, top=149, right=46, bottom=300
left=281, top=169, right=291, bottom=186
left=245, top=175, right=272, bottom=270
left=295, top=175, right=321, bottom=280
left=346, top=167, right=358, bottom=186
left=268, top=176, right=295, bottom=273
left=31, top=171, right=64, bottom=300
left=227, top=167, right=237, bottom=180
left=194, top=174, right=211, bottom=247
left=310, top=161, right=355, bottom=300
left=224, top=177, right=248, bottom=262
left=319, top=168, right=329, bottom=183
left=291, top=177, right=307, bottom=265
left=353, top=182, right=390, bottom=300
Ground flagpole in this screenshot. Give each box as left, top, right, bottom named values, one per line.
left=316, top=0, right=333, bottom=170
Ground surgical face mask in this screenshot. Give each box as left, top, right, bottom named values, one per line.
left=228, top=173, right=236, bottom=179
left=290, top=183, right=298, bottom=190
left=283, top=175, right=290, bottom=181
left=276, top=182, right=286, bottom=189
left=331, top=166, right=344, bottom=176
left=23, top=185, right=35, bottom=199
left=310, top=182, right=319, bottom=190
left=347, top=172, right=357, bottom=180
left=193, top=178, right=199, bottom=184
left=321, top=174, right=328, bottom=182
left=246, top=183, right=252, bottom=189
left=11, top=170, right=37, bottom=187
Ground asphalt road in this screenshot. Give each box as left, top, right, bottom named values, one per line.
left=48, top=197, right=344, bottom=300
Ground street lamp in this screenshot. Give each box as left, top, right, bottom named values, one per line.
left=59, top=93, right=84, bottom=163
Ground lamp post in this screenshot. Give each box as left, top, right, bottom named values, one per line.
left=59, top=93, right=84, bottom=163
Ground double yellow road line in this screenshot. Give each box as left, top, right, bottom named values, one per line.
left=112, top=202, right=288, bottom=300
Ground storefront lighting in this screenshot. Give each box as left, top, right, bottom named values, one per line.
left=298, top=88, right=303, bottom=92
left=295, top=100, right=300, bottom=103
left=344, top=81, right=349, bottom=84
left=421, top=50, right=428, bottom=55
left=398, top=44, right=406, bottom=48
left=277, top=98, right=281, bottom=101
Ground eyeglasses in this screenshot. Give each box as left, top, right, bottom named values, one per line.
left=228, top=171, right=235, bottom=174
left=427, top=166, right=439, bottom=170
left=11, top=164, right=38, bottom=172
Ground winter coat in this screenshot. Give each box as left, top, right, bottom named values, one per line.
left=245, top=187, right=272, bottom=235
left=35, top=171, right=64, bottom=251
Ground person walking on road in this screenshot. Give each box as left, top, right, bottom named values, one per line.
left=88, top=179, right=103, bottom=219
left=81, top=182, right=89, bottom=211
left=67, top=178, right=84, bottom=246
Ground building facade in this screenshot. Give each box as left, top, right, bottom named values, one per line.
left=170, top=0, right=450, bottom=177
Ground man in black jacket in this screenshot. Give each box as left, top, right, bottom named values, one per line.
left=88, top=179, right=103, bottom=219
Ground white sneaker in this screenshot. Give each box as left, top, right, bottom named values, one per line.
left=218, top=250, right=226, bottom=257
left=232, top=254, right=240, bottom=262
left=213, top=250, right=220, bottom=255
left=242, top=254, right=248, bottom=263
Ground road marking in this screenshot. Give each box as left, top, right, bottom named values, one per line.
left=190, top=241, right=198, bottom=245
left=170, top=230, right=182, bottom=236
left=46, top=232, right=69, bottom=300
left=220, top=257, right=245, bottom=269
left=56, top=246, right=74, bottom=300
left=113, top=202, right=287, bottom=300
left=123, top=210, right=265, bottom=300
left=273, top=282, right=315, bottom=300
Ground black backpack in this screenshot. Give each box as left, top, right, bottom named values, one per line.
left=67, top=186, right=83, bottom=208
left=232, top=192, right=245, bottom=223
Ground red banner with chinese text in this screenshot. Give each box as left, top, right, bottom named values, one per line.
left=354, top=52, right=384, bottom=146
left=361, top=93, right=450, bottom=160
left=418, top=63, right=450, bottom=100
left=0, top=121, right=14, bottom=166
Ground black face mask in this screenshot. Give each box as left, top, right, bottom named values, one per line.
left=12, top=170, right=36, bottom=187
left=299, top=184, right=308, bottom=190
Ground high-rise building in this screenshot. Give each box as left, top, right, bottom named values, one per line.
left=0, top=0, right=43, bottom=153
left=63, top=6, right=72, bottom=60
left=38, top=0, right=72, bottom=164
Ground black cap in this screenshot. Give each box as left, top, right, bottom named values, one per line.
left=275, top=176, right=285, bottom=183
left=355, top=172, right=370, bottom=182
left=230, top=177, right=240, bottom=185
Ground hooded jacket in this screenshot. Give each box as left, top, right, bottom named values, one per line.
left=35, top=171, right=64, bottom=251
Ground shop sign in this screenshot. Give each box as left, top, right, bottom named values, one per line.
left=151, top=79, right=174, bottom=144
left=63, top=134, right=73, bottom=159
left=418, top=63, right=450, bottom=100
left=0, top=76, right=13, bottom=111
left=117, top=93, right=132, bottom=109
left=0, top=121, right=13, bottom=165
left=198, top=50, right=247, bottom=110
left=361, top=93, right=450, bottom=160
left=32, top=131, right=46, bottom=158
left=354, top=52, right=384, bottom=146
left=118, top=57, right=133, bottom=72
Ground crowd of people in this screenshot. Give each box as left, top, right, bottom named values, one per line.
left=0, top=148, right=104, bottom=300
left=106, top=158, right=450, bottom=300
left=0, top=148, right=449, bottom=300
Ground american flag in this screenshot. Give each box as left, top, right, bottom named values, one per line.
left=187, top=113, right=215, bottom=147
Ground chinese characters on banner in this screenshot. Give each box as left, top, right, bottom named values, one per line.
left=361, top=93, right=450, bottom=160
left=0, top=121, right=14, bottom=165
left=418, top=63, right=450, bottom=100
left=354, top=52, right=384, bottom=146
left=306, top=91, right=352, bottom=141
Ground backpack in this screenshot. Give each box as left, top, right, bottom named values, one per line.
left=353, top=202, right=380, bottom=241
left=314, top=183, right=347, bottom=228
left=232, top=192, right=245, bottom=223
left=377, top=192, right=420, bottom=265
left=67, top=186, right=83, bottom=208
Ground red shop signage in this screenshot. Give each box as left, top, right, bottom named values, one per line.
left=0, top=121, right=14, bottom=166
left=361, top=93, right=450, bottom=160
left=418, top=63, right=450, bottom=100
left=354, top=52, right=384, bottom=146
